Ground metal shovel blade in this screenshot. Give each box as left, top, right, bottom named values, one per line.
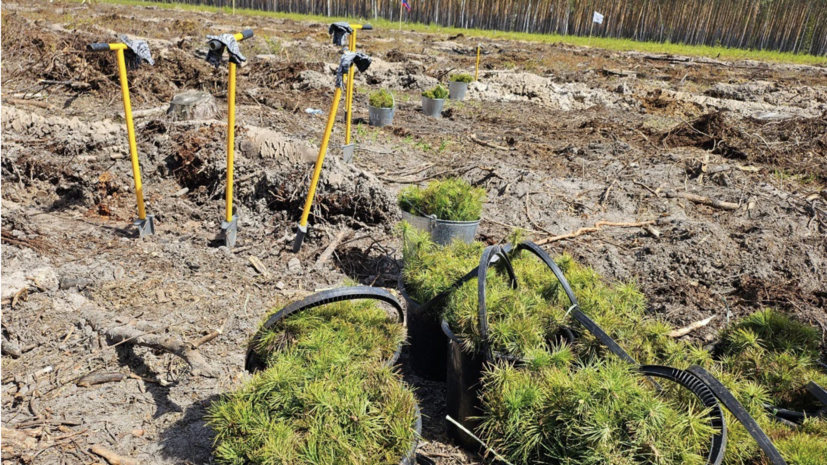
left=221, top=214, right=238, bottom=248
left=134, top=215, right=156, bottom=238
left=342, top=144, right=355, bottom=163
left=292, top=223, right=308, bottom=253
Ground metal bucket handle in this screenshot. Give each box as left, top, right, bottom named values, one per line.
left=245, top=286, right=405, bottom=373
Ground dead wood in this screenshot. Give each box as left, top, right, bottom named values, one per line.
left=470, top=134, right=511, bottom=151
left=77, top=372, right=127, bottom=387
left=248, top=256, right=271, bottom=278
left=315, top=230, right=349, bottom=269
left=664, top=190, right=740, bottom=210
left=668, top=315, right=716, bottom=338
left=535, top=220, right=656, bottom=245
left=90, top=445, right=138, bottom=465
left=2, top=337, right=22, bottom=359
left=81, top=307, right=215, bottom=377
left=191, top=329, right=222, bottom=349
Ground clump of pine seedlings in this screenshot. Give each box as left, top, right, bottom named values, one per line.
left=369, top=88, right=394, bottom=109
left=397, top=178, right=486, bottom=222
left=207, top=298, right=417, bottom=465
left=449, top=73, right=473, bottom=83
left=478, top=356, right=717, bottom=464
left=421, top=84, right=449, bottom=100
left=401, top=231, right=827, bottom=464
left=249, top=297, right=406, bottom=368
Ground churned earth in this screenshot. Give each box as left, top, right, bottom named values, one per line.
left=2, top=1, right=826, bottom=464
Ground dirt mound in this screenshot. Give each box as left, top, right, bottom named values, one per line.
left=662, top=111, right=827, bottom=181
left=363, top=57, right=438, bottom=91
left=163, top=122, right=399, bottom=229
left=653, top=88, right=823, bottom=119
left=707, top=80, right=827, bottom=111
left=467, top=72, right=633, bottom=111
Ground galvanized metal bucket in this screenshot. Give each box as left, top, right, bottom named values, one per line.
left=448, top=81, right=468, bottom=101
left=401, top=210, right=479, bottom=246
left=421, top=96, right=445, bottom=118
left=368, top=105, right=395, bottom=127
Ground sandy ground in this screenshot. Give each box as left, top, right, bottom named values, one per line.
left=2, top=1, right=826, bottom=463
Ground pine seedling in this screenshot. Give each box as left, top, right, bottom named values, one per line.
left=369, top=89, right=394, bottom=109
left=398, top=178, right=486, bottom=222
left=208, top=296, right=417, bottom=465
left=422, top=84, right=449, bottom=99
left=449, top=73, right=474, bottom=83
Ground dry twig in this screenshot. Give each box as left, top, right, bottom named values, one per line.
left=668, top=315, right=716, bottom=338
left=535, top=220, right=656, bottom=245
left=90, top=445, right=137, bottom=465
left=664, top=191, right=739, bottom=210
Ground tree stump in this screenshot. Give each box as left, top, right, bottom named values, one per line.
left=167, top=90, right=218, bottom=121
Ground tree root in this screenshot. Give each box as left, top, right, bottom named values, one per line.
left=81, top=307, right=216, bottom=377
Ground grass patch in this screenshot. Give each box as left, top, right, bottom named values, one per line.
left=397, top=178, right=485, bottom=221
left=208, top=297, right=416, bottom=465
left=103, top=0, right=827, bottom=65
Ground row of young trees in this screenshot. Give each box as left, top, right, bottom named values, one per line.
left=160, top=0, right=827, bottom=55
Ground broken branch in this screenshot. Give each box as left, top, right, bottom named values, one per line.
left=664, top=191, right=739, bottom=210
left=535, top=220, right=656, bottom=245
left=82, top=306, right=215, bottom=377
left=470, top=134, right=511, bottom=151
left=315, top=230, right=349, bottom=269
left=668, top=315, right=717, bottom=338
left=90, top=445, right=138, bottom=465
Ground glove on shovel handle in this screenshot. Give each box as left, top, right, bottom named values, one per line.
left=87, top=43, right=111, bottom=52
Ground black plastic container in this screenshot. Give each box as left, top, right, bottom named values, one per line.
left=400, top=282, right=449, bottom=381
left=442, top=245, right=519, bottom=448
left=243, top=287, right=420, bottom=465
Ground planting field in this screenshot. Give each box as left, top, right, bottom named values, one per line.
left=1, top=1, right=826, bottom=464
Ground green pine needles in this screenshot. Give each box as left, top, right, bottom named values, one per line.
left=449, top=73, right=474, bottom=83
left=400, top=230, right=827, bottom=465
left=369, top=89, right=394, bottom=109
left=207, top=298, right=417, bottom=465
left=479, top=358, right=717, bottom=465
left=421, top=84, right=449, bottom=99
left=398, top=178, right=486, bottom=222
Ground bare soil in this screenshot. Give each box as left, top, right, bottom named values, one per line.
left=2, top=2, right=826, bottom=464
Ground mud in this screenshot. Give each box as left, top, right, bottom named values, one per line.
left=2, top=1, right=826, bottom=464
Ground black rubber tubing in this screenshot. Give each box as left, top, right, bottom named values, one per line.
left=476, top=245, right=519, bottom=362
left=86, top=43, right=110, bottom=52
left=687, top=365, right=787, bottom=465
left=510, top=241, right=639, bottom=365
left=639, top=365, right=727, bottom=465
left=244, top=286, right=405, bottom=373
left=438, top=242, right=725, bottom=465
left=514, top=241, right=746, bottom=459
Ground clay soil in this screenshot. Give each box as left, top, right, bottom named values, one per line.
left=2, top=1, right=826, bottom=464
